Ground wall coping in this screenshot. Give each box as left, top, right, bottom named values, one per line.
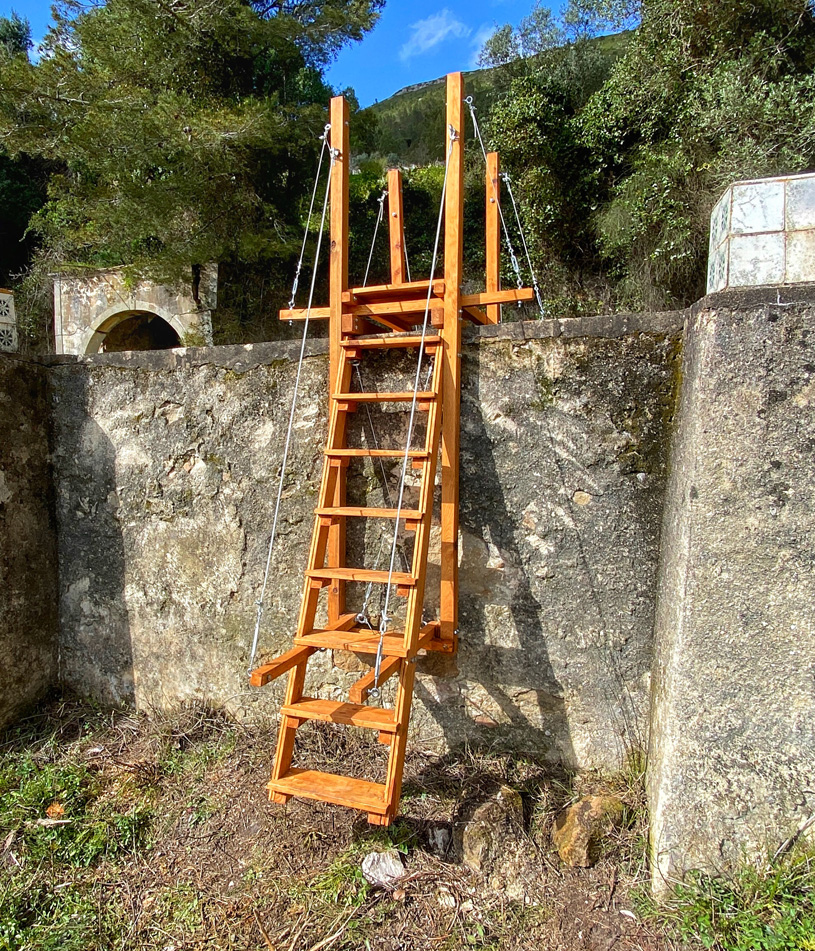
left=3, top=307, right=687, bottom=373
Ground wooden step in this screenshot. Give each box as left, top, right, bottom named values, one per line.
left=333, top=391, right=435, bottom=403
left=281, top=698, right=398, bottom=732
left=344, top=279, right=445, bottom=301
left=268, top=768, right=388, bottom=814
left=306, top=567, right=416, bottom=586
left=295, top=621, right=439, bottom=656
left=316, top=506, right=423, bottom=520
left=341, top=334, right=441, bottom=350
left=325, top=449, right=430, bottom=459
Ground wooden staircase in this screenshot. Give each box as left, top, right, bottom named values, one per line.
left=249, top=73, right=532, bottom=825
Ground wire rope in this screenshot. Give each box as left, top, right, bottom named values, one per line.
left=248, top=136, right=338, bottom=676
left=373, top=128, right=457, bottom=692
left=464, top=97, right=545, bottom=316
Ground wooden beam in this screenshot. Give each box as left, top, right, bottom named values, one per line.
left=440, top=72, right=465, bottom=651
left=279, top=306, right=330, bottom=321
left=463, top=305, right=489, bottom=324
left=486, top=152, right=501, bottom=324
left=349, top=657, right=402, bottom=704
left=388, top=168, right=406, bottom=285
left=250, top=645, right=315, bottom=687
left=460, top=288, right=534, bottom=307
left=344, top=279, right=445, bottom=301
left=328, top=95, right=349, bottom=624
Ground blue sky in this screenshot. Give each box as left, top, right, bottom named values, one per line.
left=4, top=0, right=561, bottom=107
left=326, top=1, right=565, bottom=106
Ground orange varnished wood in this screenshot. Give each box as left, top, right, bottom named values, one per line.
left=388, top=168, right=406, bottom=285
left=249, top=646, right=315, bottom=687
left=486, top=152, right=501, bottom=324
left=280, top=698, right=398, bottom=731
left=440, top=72, right=465, bottom=651
left=350, top=657, right=403, bottom=703
left=268, top=768, right=388, bottom=813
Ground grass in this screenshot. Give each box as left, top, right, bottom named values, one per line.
left=12, top=696, right=813, bottom=950
left=637, top=848, right=815, bottom=951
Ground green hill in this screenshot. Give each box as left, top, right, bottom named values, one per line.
left=360, top=31, right=632, bottom=166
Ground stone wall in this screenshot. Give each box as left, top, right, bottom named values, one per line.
left=47, top=312, right=682, bottom=770
left=649, top=288, right=815, bottom=892
left=0, top=354, right=58, bottom=728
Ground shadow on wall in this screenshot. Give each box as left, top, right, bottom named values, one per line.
left=413, top=390, right=576, bottom=766
left=52, top=368, right=133, bottom=703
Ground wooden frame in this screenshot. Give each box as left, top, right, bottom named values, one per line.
left=260, top=73, right=533, bottom=826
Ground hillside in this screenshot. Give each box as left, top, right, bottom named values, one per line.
left=361, top=31, right=632, bottom=166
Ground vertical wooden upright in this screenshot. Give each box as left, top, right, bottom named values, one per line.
left=328, top=96, right=349, bottom=623
left=387, top=168, right=406, bottom=285
left=440, top=72, right=465, bottom=648
left=485, top=152, right=501, bottom=325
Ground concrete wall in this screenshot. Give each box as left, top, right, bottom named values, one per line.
left=0, top=354, right=58, bottom=727
left=7, top=291, right=813, bottom=887
left=649, top=288, right=815, bottom=892
left=46, top=312, right=682, bottom=770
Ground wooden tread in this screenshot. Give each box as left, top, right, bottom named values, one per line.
left=281, top=698, right=398, bottom=732
left=316, top=506, right=423, bottom=520
left=325, top=449, right=430, bottom=459
left=295, top=621, right=439, bottom=656
left=268, top=768, right=388, bottom=813
left=341, top=334, right=441, bottom=349
left=306, top=567, right=416, bottom=586
left=333, top=391, right=435, bottom=403
left=345, top=279, right=445, bottom=301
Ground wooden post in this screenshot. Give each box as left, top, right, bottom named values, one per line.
left=486, top=152, right=501, bottom=324
left=387, top=168, right=406, bottom=285
left=328, top=95, right=349, bottom=624
left=439, top=73, right=464, bottom=648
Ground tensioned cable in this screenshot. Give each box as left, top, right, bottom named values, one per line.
left=248, top=137, right=338, bottom=676
left=464, top=97, right=545, bottom=316
left=288, top=125, right=331, bottom=310
left=363, top=189, right=388, bottom=287
left=372, top=128, right=457, bottom=693
left=502, top=171, right=545, bottom=315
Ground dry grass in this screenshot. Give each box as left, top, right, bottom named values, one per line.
left=0, top=696, right=675, bottom=951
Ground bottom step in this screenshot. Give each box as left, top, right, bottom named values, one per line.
left=268, top=767, right=388, bottom=814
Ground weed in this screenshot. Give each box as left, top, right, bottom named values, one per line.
left=639, top=846, right=815, bottom=950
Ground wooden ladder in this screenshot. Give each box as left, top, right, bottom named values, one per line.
left=250, top=73, right=533, bottom=825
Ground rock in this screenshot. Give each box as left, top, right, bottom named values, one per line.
left=552, top=794, right=625, bottom=867
left=461, top=784, right=524, bottom=874
left=428, top=823, right=452, bottom=856
left=361, top=849, right=405, bottom=889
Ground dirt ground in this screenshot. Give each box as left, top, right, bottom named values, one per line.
left=0, top=698, right=680, bottom=951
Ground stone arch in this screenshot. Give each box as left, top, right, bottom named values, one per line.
left=83, top=301, right=186, bottom=354
left=53, top=267, right=216, bottom=355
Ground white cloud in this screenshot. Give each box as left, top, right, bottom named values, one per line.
left=469, top=22, right=496, bottom=68
left=399, top=9, right=471, bottom=62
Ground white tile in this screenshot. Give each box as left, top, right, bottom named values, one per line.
left=728, top=232, right=785, bottom=286
left=730, top=181, right=785, bottom=234
left=709, top=188, right=732, bottom=252
left=707, top=242, right=728, bottom=293
left=785, top=176, right=815, bottom=232
left=785, top=230, right=815, bottom=283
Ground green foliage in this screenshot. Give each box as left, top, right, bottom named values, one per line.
left=477, top=0, right=815, bottom=310
left=639, top=848, right=815, bottom=950
left=0, top=12, right=31, bottom=57
left=0, top=0, right=382, bottom=343
left=0, top=754, right=151, bottom=867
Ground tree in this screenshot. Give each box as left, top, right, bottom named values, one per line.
left=0, top=13, right=48, bottom=291
left=0, top=0, right=382, bottom=341
left=481, top=0, right=815, bottom=311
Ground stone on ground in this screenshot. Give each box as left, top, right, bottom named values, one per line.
left=552, top=794, right=624, bottom=867
left=361, top=849, right=405, bottom=888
